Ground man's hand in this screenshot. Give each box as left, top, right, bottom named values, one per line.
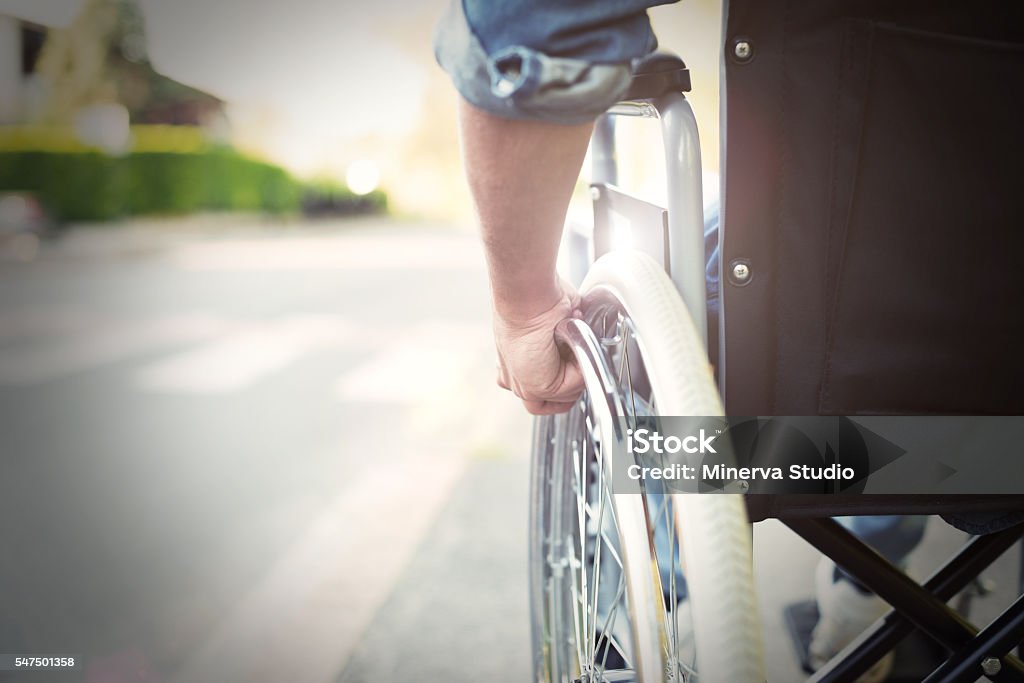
left=494, top=279, right=585, bottom=415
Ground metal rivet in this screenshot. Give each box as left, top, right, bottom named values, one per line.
left=495, top=77, right=516, bottom=96
left=733, top=38, right=753, bottom=63
left=729, top=260, right=752, bottom=286
left=982, top=658, right=1002, bottom=676
left=590, top=186, right=602, bottom=201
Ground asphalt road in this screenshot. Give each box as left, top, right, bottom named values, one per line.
left=0, top=218, right=533, bottom=683
left=0, top=218, right=1018, bottom=683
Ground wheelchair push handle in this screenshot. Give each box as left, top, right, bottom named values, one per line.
left=622, top=51, right=691, bottom=101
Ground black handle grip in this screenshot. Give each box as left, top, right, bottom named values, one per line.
left=622, top=51, right=691, bottom=100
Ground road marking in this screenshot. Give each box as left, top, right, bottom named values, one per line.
left=135, top=316, right=352, bottom=394
left=169, top=452, right=469, bottom=683
left=335, top=322, right=490, bottom=404
left=167, top=234, right=485, bottom=271
left=0, top=309, right=99, bottom=342
left=0, top=314, right=228, bottom=385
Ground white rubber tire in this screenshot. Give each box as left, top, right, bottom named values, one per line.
left=581, top=250, right=765, bottom=683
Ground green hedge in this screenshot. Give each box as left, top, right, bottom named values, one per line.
left=0, top=149, right=305, bottom=221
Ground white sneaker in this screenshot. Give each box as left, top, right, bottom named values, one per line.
left=808, top=559, right=894, bottom=683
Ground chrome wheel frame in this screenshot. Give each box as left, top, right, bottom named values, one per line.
left=530, top=287, right=694, bottom=683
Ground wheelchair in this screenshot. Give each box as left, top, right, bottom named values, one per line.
left=527, top=27, right=1024, bottom=683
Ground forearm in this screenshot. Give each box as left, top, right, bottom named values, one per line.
left=458, top=99, right=593, bottom=320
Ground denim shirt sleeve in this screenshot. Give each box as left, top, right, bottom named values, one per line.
left=433, top=0, right=674, bottom=124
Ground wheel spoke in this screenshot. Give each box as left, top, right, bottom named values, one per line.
left=567, top=538, right=586, bottom=676
left=598, top=572, right=628, bottom=672
left=578, top=428, right=590, bottom=671
left=666, top=496, right=680, bottom=670
left=602, top=629, right=634, bottom=672
left=622, top=326, right=639, bottom=429
left=570, top=439, right=587, bottom=675
left=588, top=435, right=607, bottom=664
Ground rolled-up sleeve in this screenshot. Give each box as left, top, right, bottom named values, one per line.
left=434, top=0, right=673, bottom=124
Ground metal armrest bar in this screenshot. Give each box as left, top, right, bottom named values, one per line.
left=810, top=524, right=1024, bottom=682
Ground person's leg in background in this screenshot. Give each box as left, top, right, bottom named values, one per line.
left=810, top=515, right=929, bottom=683
left=836, top=516, right=929, bottom=578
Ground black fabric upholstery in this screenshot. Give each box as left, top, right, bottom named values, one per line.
left=721, top=0, right=1024, bottom=415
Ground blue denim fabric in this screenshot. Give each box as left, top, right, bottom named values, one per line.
left=838, top=515, right=928, bottom=565
left=462, top=0, right=670, bottom=61
left=434, top=0, right=672, bottom=123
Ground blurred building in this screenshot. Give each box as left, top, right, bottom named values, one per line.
left=0, top=12, right=47, bottom=124
left=0, top=0, right=227, bottom=132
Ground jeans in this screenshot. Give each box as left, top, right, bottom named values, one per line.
left=434, top=0, right=672, bottom=124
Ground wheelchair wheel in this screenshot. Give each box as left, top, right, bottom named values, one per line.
left=528, top=251, right=764, bottom=683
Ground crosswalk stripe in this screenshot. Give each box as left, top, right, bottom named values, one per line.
left=0, top=314, right=229, bottom=385
left=335, top=322, right=490, bottom=404
left=0, top=309, right=98, bottom=343
left=168, top=234, right=485, bottom=272
left=135, top=316, right=352, bottom=394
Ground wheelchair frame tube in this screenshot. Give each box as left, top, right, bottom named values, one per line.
left=654, top=92, right=707, bottom=349
left=921, top=594, right=1024, bottom=683
left=786, top=518, right=988, bottom=652
left=599, top=94, right=708, bottom=349
left=809, top=524, right=1024, bottom=682
left=592, top=114, right=618, bottom=187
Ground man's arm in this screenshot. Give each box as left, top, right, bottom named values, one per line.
left=458, top=100, right=593, bottom=414
left=436, top=0, right=662, bottom=412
